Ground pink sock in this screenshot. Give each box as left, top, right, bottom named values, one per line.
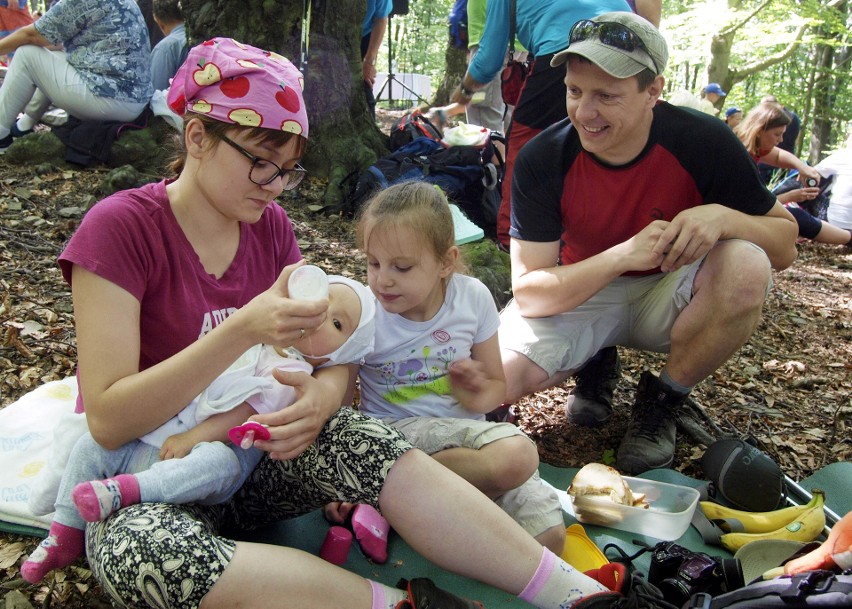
left=351, top=504, right=390, bottom=564
left=20, top=522, right=84, bottom=583
left=72, top=474, right=141, bottom=522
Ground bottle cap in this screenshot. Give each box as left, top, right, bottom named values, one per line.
left=288, top=265, right=329, bottom=300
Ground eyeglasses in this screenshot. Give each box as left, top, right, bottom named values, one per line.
left=221, top=135, right=307, bottom=189
left=568, top=20, right=659, bottom=74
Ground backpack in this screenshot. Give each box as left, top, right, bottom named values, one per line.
left=332, top=133, right=505, bottom=237
left=388, top=109, right=442, bottom=152
left=448, top=0, right=468, bottom=50
left=693, top=570, right=852, bottom=608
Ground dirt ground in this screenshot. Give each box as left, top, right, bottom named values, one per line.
left=0, top=112, right=850, bottom=607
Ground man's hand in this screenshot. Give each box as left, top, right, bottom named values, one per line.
left=362, top=60, right=377, bottom=87
left=652, top=206, right=729, bottom=272
left=611, top=220, right=670, bottom=273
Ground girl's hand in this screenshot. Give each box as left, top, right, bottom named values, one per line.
left=448, top=359, right=488, bottom=393
left=250, top=368, right=343, bottom=460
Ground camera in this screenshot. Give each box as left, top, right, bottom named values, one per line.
left=648, top=542, right=744, bottom=605
left=806, top=177, right=818, bottom=187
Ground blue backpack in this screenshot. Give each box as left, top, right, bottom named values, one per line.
left=448, top=0, right=468, bottom=49
left=332, top=135, right=505, bottom=237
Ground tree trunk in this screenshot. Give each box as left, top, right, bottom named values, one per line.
left=182, top=0, right=387, bottom=208
left=433, top=45, right=467, bottom=107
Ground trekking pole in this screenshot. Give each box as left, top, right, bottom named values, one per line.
left=299, top=0, right=311, bottom=78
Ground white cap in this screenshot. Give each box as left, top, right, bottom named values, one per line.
left=315, top=276, right=376, bottom=367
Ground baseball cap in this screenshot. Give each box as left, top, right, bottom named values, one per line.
left=704, top=82, right=727, bottom=96
left=168, top=37, right=309, bottom=136
left=551, top=12, right=668, bottom=78
left=725, top=106, right=741, bottom=118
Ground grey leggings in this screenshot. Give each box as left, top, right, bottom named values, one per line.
left=84, top=408, right=412, bottom=609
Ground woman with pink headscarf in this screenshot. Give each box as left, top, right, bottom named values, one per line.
left=37, top=38, right=618, bottom=609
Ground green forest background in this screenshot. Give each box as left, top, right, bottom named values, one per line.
left=382, top=0, right=851, bottom=164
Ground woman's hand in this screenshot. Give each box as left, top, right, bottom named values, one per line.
left=250, top=365, right=349, bottom=460
left=778, top=187, right=820, bottom=204
left=796, top=166, right=821, bottom=185
left=236, top=263, right=329, bottom=348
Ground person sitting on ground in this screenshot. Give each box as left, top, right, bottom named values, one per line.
left=325, top=181, right=565, bottom=556
left=735, top=102, right=852, bottom=247
left=0, top=0, right=152, bottom=153
left=724, top=106, right=742, bottom=128
left=499, top=12, right=797, bottom=475
left=52, top=36, right=619, bottom=609
left=816, top=131, right=852, bottom=233
left=21, top=275, right=376, bottom=584
left=150, top=0, right=187, bottom=91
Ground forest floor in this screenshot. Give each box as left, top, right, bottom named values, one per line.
left=0, top=109, right=849, bottom=607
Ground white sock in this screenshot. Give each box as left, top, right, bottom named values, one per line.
left=369, top=580, right=406, bottom=609
left=16, top=115, right=36, bottom=131
left=518, top=549, right=608, bottom=608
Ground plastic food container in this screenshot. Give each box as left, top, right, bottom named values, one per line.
left=565, top=477, right=700, bottom=541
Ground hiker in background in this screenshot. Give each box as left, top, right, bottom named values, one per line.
left=361, top=0, right=392, bottom=119
left=757, top=94, right=801, bottom=184
left=724, top=106, right=742, bottom=129
left=736, top=102, right=852, bottom=247
left=449, top=0, right=660, bottom=251
left=0, top=0, right=33, bottom=64
left=150, top=0, right=187, bottom=91
left=0, top=0, right=152, bottom=153
left=816, top=131, right=852, bottom=233
left=326, top=181, right=565, bottom=556
left=701, top=82, right=726, bottom=106
left=500, top=12, right=797, bottom=476
left=52, top=36, right=620, bottom=609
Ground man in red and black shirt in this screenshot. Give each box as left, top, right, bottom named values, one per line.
left=499, top=12, right=797, bottom=474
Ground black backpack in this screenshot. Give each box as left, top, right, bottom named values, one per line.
left=691, top=570, right=852, bottom=608
left=388, top=109, right=442, bottom=152
left=330, top=134, right=505, bottom=237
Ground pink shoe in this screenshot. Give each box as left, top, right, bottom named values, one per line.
left=349, top=504, right=390, bottom=564
left=228, top=422, right=270, bottom=449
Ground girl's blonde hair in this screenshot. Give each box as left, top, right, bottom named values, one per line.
left=734, top=102, right=791, bottom=157
left=167, top=113, right=308, bottom=176
left=356, top=181, right=467, bottom=275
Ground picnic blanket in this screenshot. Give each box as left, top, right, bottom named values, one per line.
left=1, top=379, right=849, bottom=606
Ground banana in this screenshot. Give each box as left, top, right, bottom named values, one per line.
left=718, top=491, right=826, bottom=552
left=700, top=490, right=825, bottom=534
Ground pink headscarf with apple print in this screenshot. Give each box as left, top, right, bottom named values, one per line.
left=167, top=37, right=309, bottom=137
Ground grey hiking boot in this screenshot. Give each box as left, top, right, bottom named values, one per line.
left=566, top=346, right=622, bottom=427
left=616, top=371, right=684, bottom=474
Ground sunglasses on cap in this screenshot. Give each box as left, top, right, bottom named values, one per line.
left=569, top=19, right=659, bottom=74
left=221, top=135, right=307, bottom=189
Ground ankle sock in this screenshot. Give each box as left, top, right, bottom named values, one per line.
left=518, top=549, right=608, bottom=609
left=351, top=504, right=390, bottom=563
left=16, top=115, right=36, bottom=132
left=20, top=522, right=84, bottom=583
left=72, top=474, right=141, bottom=522
left=659, top=367, right=692, bottom=397
left=370, top=580, right=406, bottom=609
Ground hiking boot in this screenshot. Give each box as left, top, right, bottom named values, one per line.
left=566, top=346, right=622, bottom=427
left=395, top=578, right=485, bottom=609
left=616, top=372, right=684, bottom=475
left=0, top=133, right=12, bottom=154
